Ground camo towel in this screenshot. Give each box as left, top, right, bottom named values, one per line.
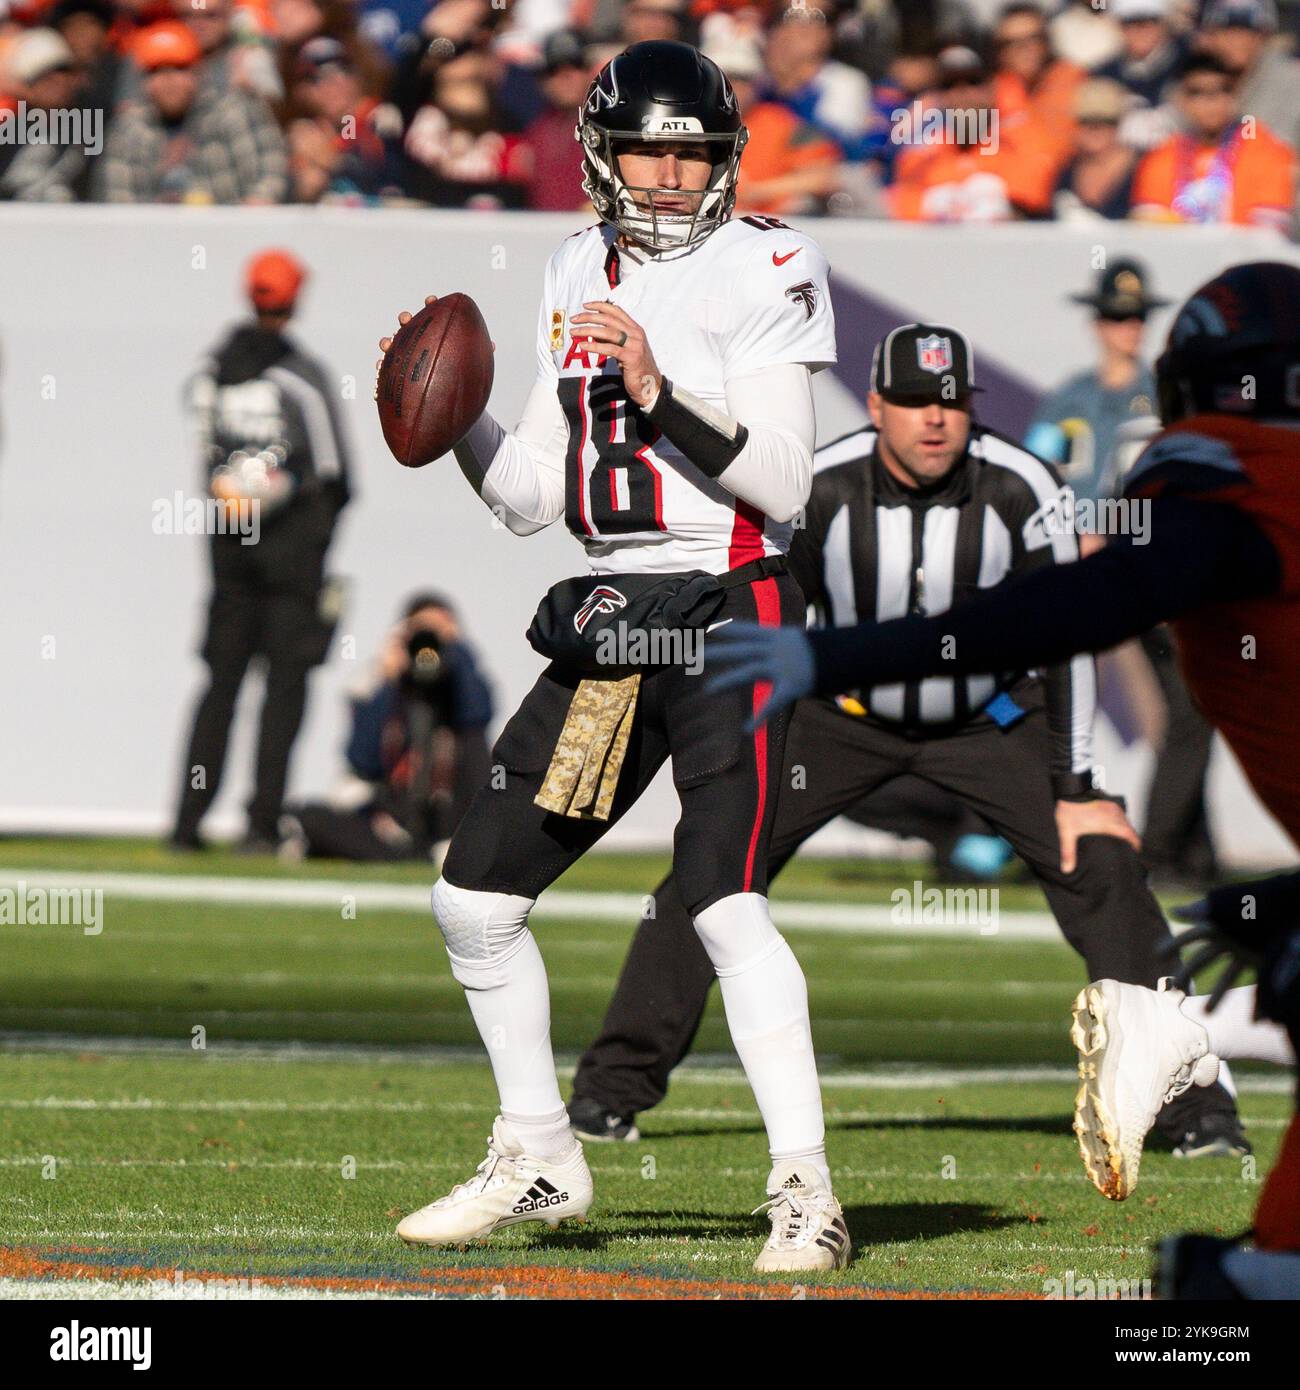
left=534, top=674, right=641, bottom=821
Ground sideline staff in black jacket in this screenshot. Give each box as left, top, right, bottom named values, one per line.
left=171, top=249, right=352, bottom=851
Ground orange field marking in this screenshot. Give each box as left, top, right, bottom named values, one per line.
left=1, top=1246, right=1037, bottom=1300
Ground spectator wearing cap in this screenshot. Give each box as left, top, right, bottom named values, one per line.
left=184, top=0, right=283, bottom=107
left=1092, top=0, right=1188, bottom=112
left=1050, top=78, right=1140, bottom=221
left=890, top=45, right=1059, bottom=221
left=1025, top=258, right=1166, bottom=506
left=386, top=0, right=495, bottom=132
left=401, top=41, right=530, bottom=209
left=703, top=22, right=841, bottom=215
left=1199, top=0, right=1300, bottom=154
left=1049, top=0, right=1125, bottom=72
left=0, top=26, right=100, bottom=202
left=761, top=4, right=874, bottom=159
left=1129, top=50, right=1295, bottom=228
left=49, top=0, right=128, bottom=134
left=172, top=249, right=353, bottom=855
left=991, top=1, right=1086, bottom=166
left=519, top=30, right=591, bottom=212
left=98, top=20, right=288, bottom=202
left=287, top=36, right=401, bottom=202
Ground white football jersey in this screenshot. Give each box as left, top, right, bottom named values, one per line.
left=537, top=216, right=836, bottom=575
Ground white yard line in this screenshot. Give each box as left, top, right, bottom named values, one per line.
left=0, top=866, right=1061, bottom=940
left=0, top=1277, right=424, bottom=1301
left=0, top=1034, right=1291, bottom=1093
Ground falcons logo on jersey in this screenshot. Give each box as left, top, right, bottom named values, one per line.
left=573, top=585, right=628, bottom=633
left=784, top=279, right=818, bottom=321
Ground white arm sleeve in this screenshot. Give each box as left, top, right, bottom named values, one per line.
left=451, top=271, right=568, bottom=537
left=713, top=362, right=816, bottom=524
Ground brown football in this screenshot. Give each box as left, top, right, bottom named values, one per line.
left=377, top=293, right=494, bottom=469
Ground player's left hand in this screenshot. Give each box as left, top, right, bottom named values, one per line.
left=571, top=300, right=662, bottom=409
left=705, top=622, right=815, bottom=730
left=1160, top=897, right=1267, bottom=1013
left=1055, top=797, right=1141, bottom=875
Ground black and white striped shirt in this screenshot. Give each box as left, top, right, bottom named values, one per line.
left=788, top=424, right=1095, bottom=778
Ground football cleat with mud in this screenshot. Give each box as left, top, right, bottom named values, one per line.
left=752, top=1164, right=852, bottom=1273
left=1071, top=979, right=1219, bottom=1201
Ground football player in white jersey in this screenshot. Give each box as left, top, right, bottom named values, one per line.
left=381, top=40, right=849, bottom=1272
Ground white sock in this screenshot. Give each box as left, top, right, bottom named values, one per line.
left=460, top=929, right=567, bottom=1118
left=693, top=894, right=828, bottom=1171
left=432, top=881, right=567, bottom=1122
left=1181, top=987, right=1297, bottom=1067
left=501, top=1106, right=574, bottom=1161
left=769, top=1148, right=833, bottom=1190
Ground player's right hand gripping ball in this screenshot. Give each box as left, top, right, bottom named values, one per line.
left=377, top=293, right=494, bottom=468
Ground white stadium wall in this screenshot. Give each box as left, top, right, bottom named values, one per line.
left=0, top=205, right=1295, bottom=865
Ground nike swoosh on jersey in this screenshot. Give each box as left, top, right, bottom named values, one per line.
left=706, top=618, right=734, bottom=633
left=772, top=249, right=802, bottom=266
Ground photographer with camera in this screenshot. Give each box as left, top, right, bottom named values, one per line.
left=282, top=593, right=494, bottom=863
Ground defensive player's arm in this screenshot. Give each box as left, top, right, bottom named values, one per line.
left=1002, top=460, right=1098, bottom=792
left=807, top=497, right=1281, bottom=696
left=451, top=277, right=567, bottom=537
left=647, top=233, right=836, bottom=524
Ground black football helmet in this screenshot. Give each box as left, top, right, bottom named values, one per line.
left=576, top=41, right=748, bottom=254
left=1155, top=261, right=1300, bottom=425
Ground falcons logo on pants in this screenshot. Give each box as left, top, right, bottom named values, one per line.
left=573, top=585, right=628, bottom=633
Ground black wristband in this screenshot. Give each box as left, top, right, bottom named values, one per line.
left=1052, top=771, right=1099, bottom=800
left=646, top=377, right=749, bottom=479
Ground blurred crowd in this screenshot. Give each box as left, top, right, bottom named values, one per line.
left=1, top=0, right=1296, bottom=221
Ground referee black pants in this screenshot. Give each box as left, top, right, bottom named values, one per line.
left=572, top=684, right=1238, bottom=1137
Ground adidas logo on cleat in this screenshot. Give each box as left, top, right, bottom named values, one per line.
left=513, top=1177, right=569, bottom=1214
left=780, top=1174, right=803, bottom=1189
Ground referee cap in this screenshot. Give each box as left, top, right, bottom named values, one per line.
left=871, top=323, right=980, bottom=403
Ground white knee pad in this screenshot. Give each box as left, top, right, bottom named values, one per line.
left=692, top=892, right=787, bottom=976
left=430, top=877, right=536, bottom=990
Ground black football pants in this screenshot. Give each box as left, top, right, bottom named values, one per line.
left=441, top=571, right=803, bottom=915
left=572, top=685, right=1240, bottom=1139
left=173, top=518, right=330, bottom=844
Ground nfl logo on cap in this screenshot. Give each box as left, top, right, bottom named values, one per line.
left=917, top=335, right=953, bottom=375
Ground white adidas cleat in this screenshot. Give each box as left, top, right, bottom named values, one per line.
left=752, top=1164, right=851, bottom=1273
left=1071, top=979, right=1220, bottom=1201
left=396, top=1116, right=593, bottom=1247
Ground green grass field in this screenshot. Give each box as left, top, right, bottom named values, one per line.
left=0, top=840, right=1284, bottom=1299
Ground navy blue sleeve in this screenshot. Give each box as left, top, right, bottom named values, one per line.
left=808, top=498, right=1281, bottom=696
left=444, top=643, right=494, bottom=729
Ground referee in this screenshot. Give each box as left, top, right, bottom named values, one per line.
left=570, top=322, right=1244, bottom=1156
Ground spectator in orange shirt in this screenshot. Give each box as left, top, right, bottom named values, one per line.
left=991, top=1, right=1085, bottom=165
left=1131, top=52, right=1296, bottom=230
left=702, top=24, right=840, bottom=216
left=890, top=45, right=1058, bottom=222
